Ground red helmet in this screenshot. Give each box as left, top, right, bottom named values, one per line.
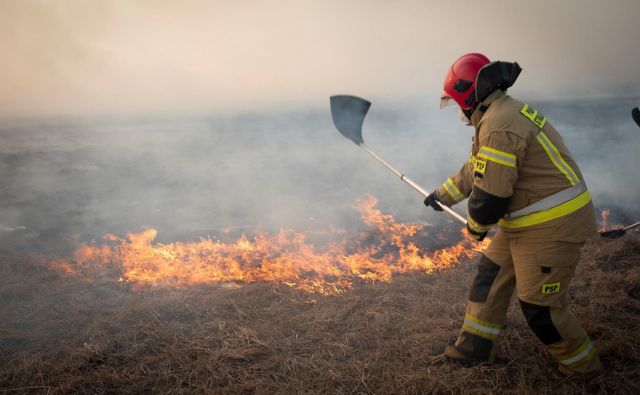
left=440, top=53, right=490, bottom=111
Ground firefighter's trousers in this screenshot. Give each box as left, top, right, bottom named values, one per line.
left=453, top=230, right=602, bottom=374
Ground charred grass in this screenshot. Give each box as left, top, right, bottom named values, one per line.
left=1, top=234, right=639, bottom=394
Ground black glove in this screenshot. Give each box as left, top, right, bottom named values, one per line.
left=424, top=190, right=443, bottom=211
left=466, top=223, right=488, bottom=241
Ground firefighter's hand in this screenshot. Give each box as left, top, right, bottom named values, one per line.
left=424, top=191, right=443, bottom=211
left=466, top=223, right=487, bottom=241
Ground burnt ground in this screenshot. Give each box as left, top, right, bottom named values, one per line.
left=0, top=234, right=639, bottom=394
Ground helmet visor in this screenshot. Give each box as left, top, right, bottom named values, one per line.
left=439, top=92, right=457, bottom=109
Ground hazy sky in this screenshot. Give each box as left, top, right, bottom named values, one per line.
left=1, top=0, right=639, bottom=117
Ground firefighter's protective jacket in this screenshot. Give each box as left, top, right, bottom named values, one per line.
left=436, top=90, right=596, bottom=241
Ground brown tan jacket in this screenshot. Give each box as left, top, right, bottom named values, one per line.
left=436, top=90, right=596, bottom=242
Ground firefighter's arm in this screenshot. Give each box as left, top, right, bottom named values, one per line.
left=466, top=131, right=526, bottom=240
left=433, top=157, right=474, bottom=207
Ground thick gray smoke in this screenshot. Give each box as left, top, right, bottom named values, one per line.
left=0, top=94, right=639, bottom=254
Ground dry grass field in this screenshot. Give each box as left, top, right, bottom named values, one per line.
left=1, top=232, right=639, bottom=394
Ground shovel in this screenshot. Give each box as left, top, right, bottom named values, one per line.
left=599, top=220, right=640, bottom=239
left=329, top=95, right=467, bottom=225
left=633, top=107, right=640, bottom=128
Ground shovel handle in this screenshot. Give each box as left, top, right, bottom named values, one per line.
left=360, top=144, right=468, bottom=225
left=624, top=220, right=640, bottom=231
left=438, top=201, right=468, bottom=224
left=400, top=173, right=468, bottom=224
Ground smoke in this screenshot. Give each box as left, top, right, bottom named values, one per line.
left=1, top=0, right=640, bottom=118
left=1, top=92, right=639, bottom=254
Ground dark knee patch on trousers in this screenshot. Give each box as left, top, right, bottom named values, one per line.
left=519, top=299, right=562, bottom=345
left=469, top=254, right=501, bottom=302
left=457, top=331, right=494, bottom=361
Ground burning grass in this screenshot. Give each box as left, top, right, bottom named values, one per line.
left=1, top=203, right=639, bottom=393
left=49, top=196, right=488, bottom=295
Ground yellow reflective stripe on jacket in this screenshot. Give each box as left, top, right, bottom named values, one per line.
left=442, top=177, right=464, bottom=202
left=536, top=131, right=580, bottom=186
left=462, top=313, right=503, bottom=340
left=476, top=146, right=516, bottom=168
left=467, top=214, right=492, bottom=233
left=506, top=182, right=586, bottom=219
left=559, top=339, right=595, bottom=368
left=499, top=190, right=591, bottom=228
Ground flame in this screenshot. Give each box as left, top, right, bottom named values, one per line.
left=52, top=196, right=488, bottom=294
left=598, top=209, right=624, bottom=232
left=599, top=209, right=611, bottom=232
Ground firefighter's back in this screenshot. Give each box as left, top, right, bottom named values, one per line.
left=480, top=94, right=597, bottom=242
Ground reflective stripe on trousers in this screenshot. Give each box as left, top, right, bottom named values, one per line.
left=462, top=313, right=504, bottom=340
left=559, top=338, right=596, bottom=368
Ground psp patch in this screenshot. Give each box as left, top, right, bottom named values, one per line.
left=473, top=158, right=487, bottom=175
left=520, top=104, right=547, bottom=128
left=541, top=282, right=560, bottom=294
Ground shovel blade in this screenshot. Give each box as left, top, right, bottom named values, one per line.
left=330, top=95, right=371, bottom=145
left=632, top=107, right=640, bottom=128
left=599, top=229, right=626, bottom=239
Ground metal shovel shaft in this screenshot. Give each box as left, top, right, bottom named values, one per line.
left=359, top=144, right=468, bottom=225
left=624, top=220, right=640, bottom=231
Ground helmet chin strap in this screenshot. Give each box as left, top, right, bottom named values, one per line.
left=458, top=107, right=473, bottom=126
left=462, top=107, right=475, bottom=121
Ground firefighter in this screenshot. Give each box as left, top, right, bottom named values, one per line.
left=424, top=53, right=603, bottom=376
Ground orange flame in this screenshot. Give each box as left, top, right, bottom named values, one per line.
left=599, top=209, right=611, bottom=232
left=52, top=196, right=488, bottom=294
left=598, top=209, right=624, bottom=233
